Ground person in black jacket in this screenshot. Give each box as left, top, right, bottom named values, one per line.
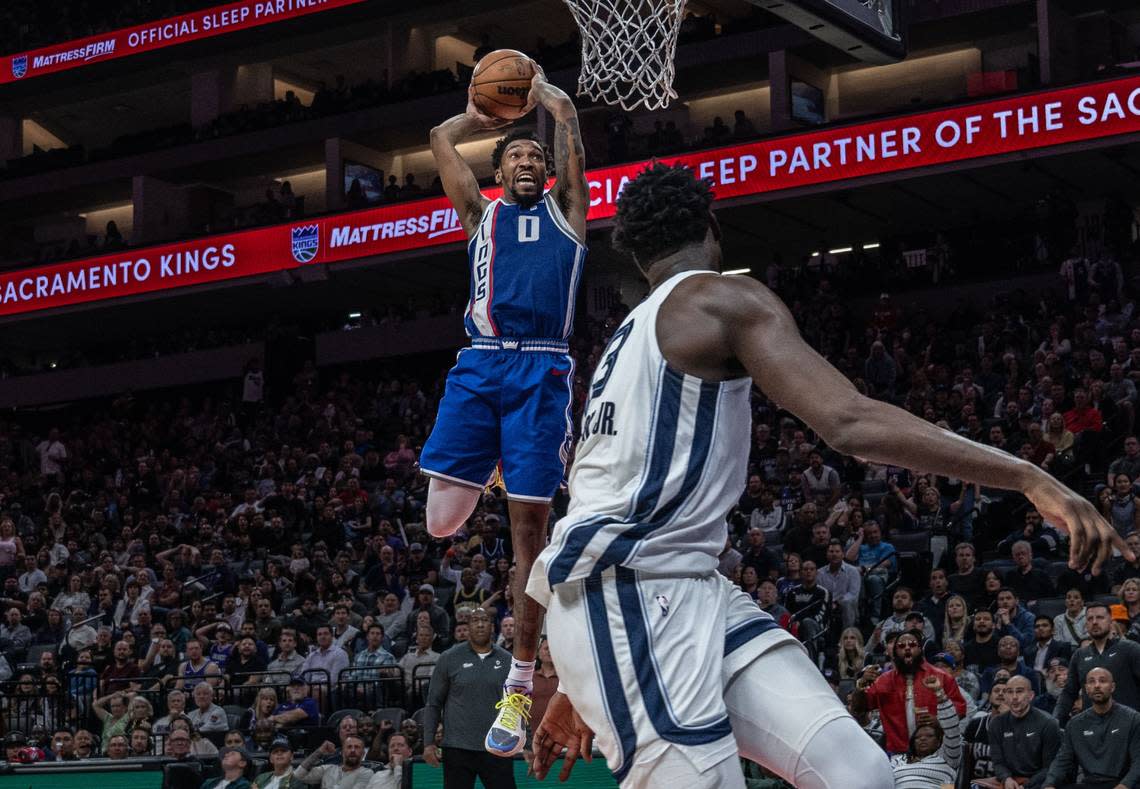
left=1023, top=615, right=1073, bottom=677
left=989, top=675, right=1062, bottom=788
left=1053, top=602, right=1140, bottom=726
left=781, top=560, right=831, bottom=658
left=1003, top=540, right=1055, bottom=601
left=1044, top=667, right=1140, bottom=789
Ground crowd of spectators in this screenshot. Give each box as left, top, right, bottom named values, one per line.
left=9, top=2, right=1140, bottom=786
left=1, top=193, right=1140, bottom=788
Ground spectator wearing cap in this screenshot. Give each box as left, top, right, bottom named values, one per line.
left=4, top=732, right=28, bottom=762
left=273, top=679, right=320, bottom=729
left=203, top=746, right=253, bottom=789
left=1024, top=615, right=1073, bottom=677
left=930, top=652, right=976, bottom=717
left=294, top=737, right=373, bottom=789
left=404, top=545, right=433, bottom=590
left=253, top=737, right=297, bottom=789
left=987, top=675, right=1061, bottom=789
left=1035, top=657, right=1068, bottom=714
left=403, top=585, right=450, bottom=649
left=188, top=681, right=228, bottom=733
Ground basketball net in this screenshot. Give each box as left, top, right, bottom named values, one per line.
left=561, top=0, right=687, bottom=111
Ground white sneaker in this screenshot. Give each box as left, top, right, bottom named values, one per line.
left=484, top=688, right=532, bottom=757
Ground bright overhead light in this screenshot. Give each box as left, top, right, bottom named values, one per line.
left=862, top=242, right=880, bottom=250
left=828, top=247, right=853, bottom=254
left=722, top=267, right=751, bottom=276
left=810, top=251, right=820, bottom=257
left=348, top=312, right=362, bottom=319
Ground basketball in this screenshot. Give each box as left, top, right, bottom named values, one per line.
left=471, top=49, right=536, bottom=120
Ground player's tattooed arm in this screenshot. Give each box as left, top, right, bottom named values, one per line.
left=430, top=91, right=507, bottom=237
left=526, top=64, right=588, bottom=241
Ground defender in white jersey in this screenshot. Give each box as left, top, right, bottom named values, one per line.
left=527, top=164, right=1128, bottom=789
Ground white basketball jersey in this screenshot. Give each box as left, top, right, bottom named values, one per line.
left=529, top=270, right=752, bottom=606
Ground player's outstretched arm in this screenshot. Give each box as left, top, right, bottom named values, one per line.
left=526, top=65, right=587, bottom=240
left=716, top=276, right=1132, bottom=574
left=429, top=92, right=507, bottom=237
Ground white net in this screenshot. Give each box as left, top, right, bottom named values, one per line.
left=561, top=0, right=687, bottom=111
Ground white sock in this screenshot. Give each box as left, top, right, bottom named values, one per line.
left=505, top=659, right=535, bottom=690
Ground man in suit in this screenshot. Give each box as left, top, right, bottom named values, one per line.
left=252, top=737, right=295, bottom=789
left=202, top=746, right=252, bottom=789
left=1023, top=615, right=1073, bottom=678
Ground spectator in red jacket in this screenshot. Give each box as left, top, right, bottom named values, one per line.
left=850, top=629, right=967, bottom=754
left=1063, top=388, right=1103, bottom=435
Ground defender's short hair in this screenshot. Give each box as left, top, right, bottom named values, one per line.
left=612, top=163, right=714, bottom=263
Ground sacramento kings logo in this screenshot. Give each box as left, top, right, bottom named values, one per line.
left=291, top=224, right=319, bottom=264
left=11, top=56, right=27, bottom=79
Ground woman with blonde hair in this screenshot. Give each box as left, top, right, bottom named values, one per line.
left=1044, top=412, right=1075, bottom=456
left=835, top=627, right=867, bottom=680
left=942, top=594, right=970, bottom=646
left=240, top=686, right=279, bottom=733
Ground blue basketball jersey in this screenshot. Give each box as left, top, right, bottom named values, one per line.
left=464, top=192, right=586, bottom=339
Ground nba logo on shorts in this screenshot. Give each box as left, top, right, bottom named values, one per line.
left=11, top=56, right=26, bottom=79
left=290, top=225, right=319, bottom=263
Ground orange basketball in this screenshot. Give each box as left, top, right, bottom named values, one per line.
left=471, top=49, right=536, bottom=121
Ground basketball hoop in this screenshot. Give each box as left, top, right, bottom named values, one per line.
left=561, top=0, right=687, bottom=111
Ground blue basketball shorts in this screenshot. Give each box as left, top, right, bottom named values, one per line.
left=420, top=338, right=575, bottom=502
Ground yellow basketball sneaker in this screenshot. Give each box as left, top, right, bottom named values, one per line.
left=484, top=687, right=532, bottom=757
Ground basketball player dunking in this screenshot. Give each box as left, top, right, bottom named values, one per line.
left=420, top=62, right=587, bottom=757
left=526, top=164, right=1130, bottom=789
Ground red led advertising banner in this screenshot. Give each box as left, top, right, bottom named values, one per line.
left=1, top=0, right=366, bottom=85
left=2, top=74, right=1140, bottom=317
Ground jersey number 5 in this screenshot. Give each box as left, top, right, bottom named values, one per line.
left=590, top=321, right=634, bottom=399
